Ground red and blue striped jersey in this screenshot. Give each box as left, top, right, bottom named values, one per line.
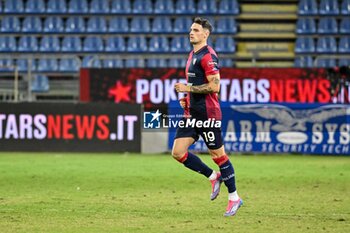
left=184, top=45, right=222, bottom=120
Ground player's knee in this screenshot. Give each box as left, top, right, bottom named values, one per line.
left=209, top=146, right=225, bottom=158
left=171, top=148, right=185, bottom=160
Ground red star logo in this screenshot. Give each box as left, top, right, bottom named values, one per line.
left=108, top=81, right=131, bottom=103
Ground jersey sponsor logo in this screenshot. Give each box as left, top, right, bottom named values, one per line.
left=193, top=58, right=197, bottom=65
left=207, top=61, right=217, bottom=66
left=207, top=61, right=218, bottom=72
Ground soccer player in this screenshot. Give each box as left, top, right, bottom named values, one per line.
left=173, top=17, right=242, bottom=217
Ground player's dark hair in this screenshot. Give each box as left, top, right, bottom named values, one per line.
left=193, top=17, right=213, bottom=33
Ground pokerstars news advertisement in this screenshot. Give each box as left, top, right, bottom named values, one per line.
left=80, top=68, right=350, bottom=155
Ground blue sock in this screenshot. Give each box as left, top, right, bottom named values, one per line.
left=219, top=160, right=236, bottom=193
left=182, top=152, right=213, bottom=178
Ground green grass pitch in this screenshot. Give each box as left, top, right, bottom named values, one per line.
left=0, top=153, right=349, bottom=233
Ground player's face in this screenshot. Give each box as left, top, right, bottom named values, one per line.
left=189, top=23, right=208, bottom=45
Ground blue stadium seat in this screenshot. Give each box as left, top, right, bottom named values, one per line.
left=315, top=58, right=337, bottom=67
left=318, top=17, right=338, bottom=34
left=37, top=58, right=59, bottom=72
left=59, top=57, right=80, bottom=72
left=65, top=16, right=85, bottom=33
left=40, top=36, right=60, bottom=52
left=149, top=36, right=169, bottom=52
left=147, top=59, right=167, bottom=68
left=340, top=18, right=350, bottom=34
left=295, top=37, right=315, bottom=53
left=197, top=0, right=217, bottom=14
left=0, top=59, right=14, bottom=72
left=154, top=0, right=174, bottom=14
left=125, top=59, right=145, bottom=68
left=83, top=36, right=104, bottom=52
left=87, top=17, right=107, bottom=33
left=1, top=16, right=21, bottom=32
left=108, top=17, right=129, bottom=33
left=111, top=0, right=131, bottom=13
left=341, top=0, right=350, bottom=15
left=25, top=0, right=45, bottom=13
left=16, top=58, right=36, bottom=72
left=130, top=17, right=150, bottom=33
left=105, top=36, right=126, bottom=52
left=338, top=36, right=350, bottom=53
left=215, top=37, right=236, bottom=53
left=339, top=58, right=350, bottom=66
left=298, top=0, right=318, bottom=15
left=218, top=0, right=239, bottom=15
left=133, top=0, right=152, bottom=14
left=168, top=58, right=186, bottom=68
left=152, top=16, right=172, bottom=33
left=22, top=16, right=42, bottom=33
left=18, top=36, right=38, bottom=52
left=127, top=36, right=148, bottom=52
left=316, top=36, right=337, bottom=53
left=4, top=0, right=24, bottom=13
left=61, top=36, right=82, bottom=52
left=170, top=36, right=191, bottom=53
left=82, top=56, right=102, bottom=68
left=175, top=0, right=195, bottom=14
left=103, top=59, right=124, bottom=68
left=0, top=36, right=16, bottom=52
left=294, top=56, right=314, bottom=67
left=43, top=16, right=64, bottom=33
left=47, top=0, right=67, bottom=13
left=296, top=18, right=316, bottom=34
left=216, top=17, right=237, bottom=34
left=173, top=17, right=192, bottom=33
left=90, top=0, right=109, bottom=13
left=319, top=0, right=339, bottom=15
left=220, top=59, right=233, bottom=67
left=31, top=75, right=49, bottom=92
left=68, top=0, right=88, bottom=13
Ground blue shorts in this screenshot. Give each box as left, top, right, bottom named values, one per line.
left=174, top=119, right=223, bottom=150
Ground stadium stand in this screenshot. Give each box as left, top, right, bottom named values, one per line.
left=46, top=0, right=67, bottom=13
left=4, top=0, right=24, bottom=13
left=1, top=16, right=21, bottom=33
left=22, top=16, right=42, bottom=33
left=31, top=74, right=49, bottom=92
left=296, top=0, right=350, bottom=68
left=25, top=0, right=45, bottom=13
left=108, top=17, right=129, bottom=33
left=1, top=0, right=350, bottom=102
left=43, top=16, right=64, bottom=33
left=154, top=0, right=174, bottom=14
left=111, top=0, right=132, bottom=13
left=152, top=16, right=172, bottom=33
left=39, top=36, right=60, bottom=52
left=37, top=58, right=59, bottom=72
left=103, top=58, right=124, bottom=68
left=296, top=17, right=316, bottom=34
left=341, top=0, right=350, bottom=14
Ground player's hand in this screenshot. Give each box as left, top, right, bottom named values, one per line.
left=174, top=83, right=190, bottom=93
left=179, top=97, right=188, bottom=109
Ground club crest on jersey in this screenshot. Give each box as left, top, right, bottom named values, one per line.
left=193, top=58, right=197, bottom=65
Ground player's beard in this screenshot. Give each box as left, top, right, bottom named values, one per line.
left=190, top=39, right=199, bottom=45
